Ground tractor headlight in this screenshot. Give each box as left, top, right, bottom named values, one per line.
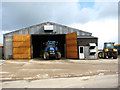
left=50, top=50, right=54, bottom=52
left=105, top=49, right=109, bottom=52
left=113, top=49, right=117, bottom=52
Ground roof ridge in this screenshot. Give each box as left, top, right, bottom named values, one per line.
left=4, top=21, right=92, bottom=35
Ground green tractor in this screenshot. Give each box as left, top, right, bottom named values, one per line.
left=98, top=42, right=118, bottom=59
left=43, top=41, right=61, bottom=60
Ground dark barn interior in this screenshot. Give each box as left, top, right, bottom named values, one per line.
left=32, top=34, right=66, bottom=58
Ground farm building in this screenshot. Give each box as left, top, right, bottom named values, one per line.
left=0, top=43, right=4, bottom=59
left=3, top=22, right=98, bottom=60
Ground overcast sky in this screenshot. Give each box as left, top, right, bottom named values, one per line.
left=0, top=0, right=119, bottom=49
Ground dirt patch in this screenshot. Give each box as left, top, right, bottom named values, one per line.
left=1, top=59, right=118, bottom=81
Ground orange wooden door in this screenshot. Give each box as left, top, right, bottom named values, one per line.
left=66, top=32, right=78, bottom=58
left=13, top=35, right=31, bottom=59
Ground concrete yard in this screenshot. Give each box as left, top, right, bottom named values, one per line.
left=0, top=58, right=119, bottom=88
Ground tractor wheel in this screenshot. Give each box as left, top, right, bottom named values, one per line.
left=43, top=52, right=49, bottom=60
left=113, top=53, right=117, bottom=59
left=98, top=52, right=103, bottom=59
left=43, top=53, right=46, bottom=60
left=103, top=53, right=107, bottom=59
left=108, top=56, right=112, bottom=58
left=56, top=52, right=61, bottom=59
left=108, top=53, right=112, bottom=58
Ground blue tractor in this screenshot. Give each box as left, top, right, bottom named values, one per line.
left=43, top=41, right=61, bottom=59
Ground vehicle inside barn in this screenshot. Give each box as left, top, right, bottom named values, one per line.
left=31, top=34, right=66, bottom=59
left=3, top=22, right=97, bottom=60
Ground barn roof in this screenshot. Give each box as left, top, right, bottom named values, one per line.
left=4, top=22, right=92, bottom=36
left=77, top=36, right=98, bottom=39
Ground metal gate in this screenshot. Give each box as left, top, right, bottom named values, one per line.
left=66, top=32, right=78, bottom=58
left=13, top=35, right=31, bottom=59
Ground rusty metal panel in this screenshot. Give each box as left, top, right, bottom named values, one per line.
left=13, top=35, right=31, bottom=59
left=13, top=54, right=31, bottom=59
left=66, top=32, right=78, bottom=58
left=13, top=42, right=30, bottom=48
left=13, top=48, right=30, bottom=54
left=66, top=40, right=77, bottom=46
left=66, top=32, right=77, bottom=39
left=13, top=35, right=30, bottom=42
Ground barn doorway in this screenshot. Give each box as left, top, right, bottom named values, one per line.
left=31, top=34, right=66, bottom=59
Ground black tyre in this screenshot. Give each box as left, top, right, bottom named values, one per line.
left=43, top=52, right=49, bottom=60
left=103, top=53, right=107, bottom=59
left=108, top=56, right=112, bottom=58
left=108, top=52, right=112, bottom=58
left=43, top=53, right=46, bottom=59
left=113, top=53, right=117, bottom=59
left=98, top=52, right=103, bottom=59
left=56, top=52, right=61, bottom=59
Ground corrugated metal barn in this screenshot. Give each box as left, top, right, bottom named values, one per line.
left=0, top=43, right=4, bottom=59
left=3, top=22, right=98, bottom=60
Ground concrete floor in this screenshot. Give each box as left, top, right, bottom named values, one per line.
left=2, top=74, right=118, bottom=88
left=0, top=58, right=119, bottom=88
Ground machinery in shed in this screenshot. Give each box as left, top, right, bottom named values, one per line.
left=3, top=22, right=98, bottom=60
left=43, top=41, right=61, bottom=59
left=12, top=32, right=78, bottom=59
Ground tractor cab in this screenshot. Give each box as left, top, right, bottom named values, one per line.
left=104, top=42, right=114, bottom=49
left=103, top=42, right=118, bottom=59
left=45, top=41, right=58, bottom=52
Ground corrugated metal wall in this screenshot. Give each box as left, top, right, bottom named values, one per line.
left=77, top=38, right=98, bottom=46
left=0, top=46, right=3, bottom=59
left=84, top=46, right=98, bottom=59
left=4, top=36, right=13, bottom=59
left=3, top=22, right=92, bottom=59
left=77, top=38, right=98, bottom=59
left=4, top=22, right=92, bottom=36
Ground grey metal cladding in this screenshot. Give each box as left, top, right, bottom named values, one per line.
left=0, top=47, right=3, bottom=59
left=3, top=22, right=97, bottom=60
left=77, top=38, right=98, bottom=46
left=4, top=22, right=92, bottom=36
left=4, top=36, right=13, bottom=59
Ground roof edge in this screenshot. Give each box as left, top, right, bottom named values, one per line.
left=4, top=21, right=92, bottom=35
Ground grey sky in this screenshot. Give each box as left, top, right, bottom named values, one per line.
left=0, top=1, right=118, bottom=48
left=2, top=2, right=117, bottom=30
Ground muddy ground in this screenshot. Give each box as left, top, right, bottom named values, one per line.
left=1, top=58, right=118, bottom=81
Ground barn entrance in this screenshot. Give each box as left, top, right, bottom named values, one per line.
left=31, top=34, right=66, bottom=58
left=12, top=32, right=78, bottom=59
